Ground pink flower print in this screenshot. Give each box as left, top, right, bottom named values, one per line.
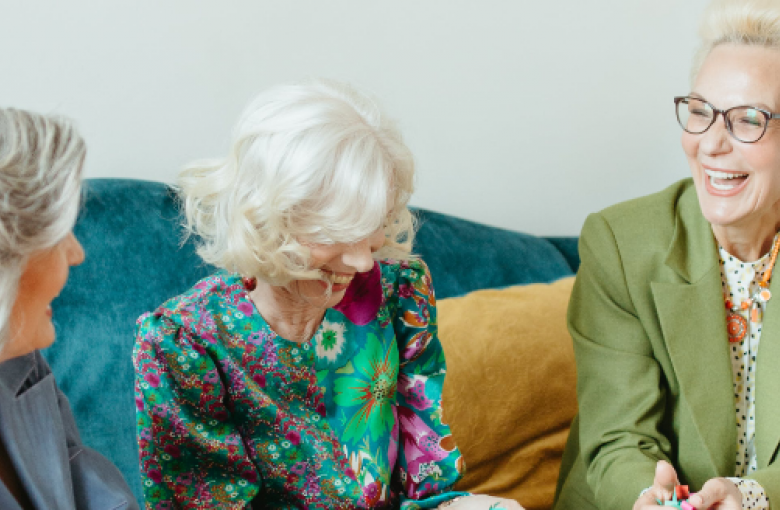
left=139, top=427, right=152, bottom=440
left=238, top=301, right=254, bottom=316
left=401, top=331, right=432, bottom=362
left=291, top=462, right=307, bottom=475
left=154, top=502, right=172, bottom=510
left=148, top=468, right=163, bottom=484
left=144, top=372, right=161, bottom=388
left=362, top=480, right=382, bottom=507
left=315, top=400, right=327, bottom=417
left=192, top=343, right=206, bottom=355
left=247, top=332, right=262, bottom=345
left=398, top=283, right=414, bottom=299
left=203, top=369, right=219, bottom=384
left=252, top=373, right=266, bottom=388
left=175, top=473, right=192, bottom=485
left=398, top=407, right=449, bottom=483
left=399, top=374, right=433, bottom=411
left=345, top=466, right=356, bottom=480
left=243, top=469, right=258, bottom=484
left=388, top=407, right=399, bottom=468
left=304, top=476, right=320, bottom=496
left=333, top=262, right=382, bottom=325
left=286, top=429, right=301, bottom=446
left=163, top=444, right=181, bottom=458
left=135, top=396, right=144, bottom=411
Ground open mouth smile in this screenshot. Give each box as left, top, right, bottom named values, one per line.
left=704, top=168, right=749, bottom=193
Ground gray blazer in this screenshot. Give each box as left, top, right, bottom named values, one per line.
left=0, top=351, right=138, bottom=510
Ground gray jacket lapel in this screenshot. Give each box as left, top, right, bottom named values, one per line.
left=0, top=353, right=75, bottom=510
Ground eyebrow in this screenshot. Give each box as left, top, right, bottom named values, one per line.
left=688, top=92, right=776, bottom=111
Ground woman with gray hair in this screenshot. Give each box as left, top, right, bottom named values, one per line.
left=0, top=108, right=138, bottom=509
left=133, top=80, right=523, bottom=509
left=554, top=0, right=780, bottom=509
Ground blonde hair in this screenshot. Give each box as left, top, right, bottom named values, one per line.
left=0, top=108, right=85, bottom=354
left=179, top=79, right=416, bottom=285
left=692, top=0, right=780, bottom=82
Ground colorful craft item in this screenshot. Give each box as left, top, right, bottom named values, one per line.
left=657, top=485, right=692, bottom=509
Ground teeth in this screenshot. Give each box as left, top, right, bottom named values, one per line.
left=323, top=273, right=353, bottom=285
left=705, top=169, right=748, bottom=180
left=705, top=169, right=748, bottom=191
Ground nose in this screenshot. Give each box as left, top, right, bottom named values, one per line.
left=342, top=238, right=375, bottom=273
left=699, top=112, right=733, bottom=156
left=66, top=232, right=85, bottom=267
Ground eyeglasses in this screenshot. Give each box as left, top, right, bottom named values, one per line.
left=674, top=96, right=780, bottom=143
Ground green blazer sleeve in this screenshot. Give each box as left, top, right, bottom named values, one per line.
left=569, top=212, right=667, bottom=510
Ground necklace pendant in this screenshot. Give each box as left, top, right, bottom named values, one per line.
left=727, top=312, right=748, bottom=343
left=759, top=289, right=772, bottom=303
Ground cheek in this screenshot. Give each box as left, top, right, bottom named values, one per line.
left=681, top=132, right=698, bottom=162
left=744, top=145, right=780, bottom=175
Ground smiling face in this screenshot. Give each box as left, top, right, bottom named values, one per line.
left=1, top=232, right=84, bottom=362
left=288, top=227, right=386, bottom=309
left=683, top=43, right=780, bottom=235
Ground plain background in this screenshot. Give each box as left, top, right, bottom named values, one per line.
left=0, top=0, right=710, bottom=235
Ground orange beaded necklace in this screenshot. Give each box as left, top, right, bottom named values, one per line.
left=724, top=234, right=780, bottom=343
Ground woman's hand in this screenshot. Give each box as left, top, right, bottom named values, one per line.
left=632, top=461, right=742, bottom=510
left=686, top=478, right=741, bottom=509
left=438, top=494, right=525, bottom=509
left=632, top=460, right=680, bottom=509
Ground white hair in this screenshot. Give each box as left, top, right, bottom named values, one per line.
left=0, top=108, right=85, bottom=355
left=179, top=79, right=416, bottom=285
left=692, top=0, right=780, bottom=82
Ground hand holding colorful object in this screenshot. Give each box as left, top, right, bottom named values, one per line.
left=657, top=485, right=694, bottom=510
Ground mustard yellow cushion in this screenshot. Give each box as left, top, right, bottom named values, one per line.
left=438, top=277, right=577, bottom=510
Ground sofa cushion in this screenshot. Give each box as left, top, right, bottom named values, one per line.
left=412, top=209, right=576, bottom=299
left=438, top=277, right=577, bottom=510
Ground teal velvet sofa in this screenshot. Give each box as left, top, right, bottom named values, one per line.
left=44, top=178, right=580, bottom=504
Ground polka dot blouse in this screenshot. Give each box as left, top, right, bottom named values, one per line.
left=719, top=244, right=773, bottom=510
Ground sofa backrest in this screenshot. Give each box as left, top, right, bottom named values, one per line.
left=46, top=178, right=578, bottom=502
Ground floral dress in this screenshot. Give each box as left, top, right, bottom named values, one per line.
left=133, top=259, right=466, bottom=509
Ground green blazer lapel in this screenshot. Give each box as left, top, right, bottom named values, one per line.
left=755, top=268, right=780, bottom=468
left=650, top=187, right=736, bottom=477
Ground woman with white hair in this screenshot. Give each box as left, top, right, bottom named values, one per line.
left=554, top=1, right=780, bottom=509
left=133, top=80, right=522, bottom=509
left=0, top=108, right=138, bottom=509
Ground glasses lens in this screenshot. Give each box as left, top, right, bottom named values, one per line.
left=727, top=107, right=767, bottom=142
left=677, top=98, right=713, bottom=133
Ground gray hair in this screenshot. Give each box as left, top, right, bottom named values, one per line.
left=692, top=0, right=780, bottom=82
left=0, top=108, right=85, bottom=354
left=179, top=79, right=416, bottom=286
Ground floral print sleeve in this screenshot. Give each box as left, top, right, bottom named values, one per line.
left=384, top=260, right=467, bottom=509
left=134, top=311, right=260, bottom=509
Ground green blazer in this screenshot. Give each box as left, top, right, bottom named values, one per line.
left=553, top=179, right=780, bottom=510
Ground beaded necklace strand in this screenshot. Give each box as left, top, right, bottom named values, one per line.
left=725, top=234, right=780, bottom=343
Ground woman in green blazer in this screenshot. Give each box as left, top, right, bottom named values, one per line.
left=554, top=1, right=780, bottom=509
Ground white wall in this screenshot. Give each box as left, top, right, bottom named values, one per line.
left=0, top=0, right=709, bottom=236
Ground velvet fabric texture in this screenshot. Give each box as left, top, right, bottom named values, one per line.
left=44, top=179, right=579, bottom=503
left=438, top=278, right=578, bottom=510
